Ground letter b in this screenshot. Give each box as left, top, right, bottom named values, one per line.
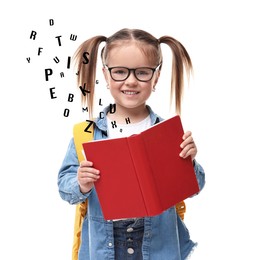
left=68, top=93, right=74, bottom=102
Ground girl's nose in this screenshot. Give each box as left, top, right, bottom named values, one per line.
left=125, top=71, right=138, bottom=85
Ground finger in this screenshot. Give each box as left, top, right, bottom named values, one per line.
left=180, top=135, right=194, bottom=149
left=79, top=172, right=100, bottom=183
left=182, top=131, right=192, bottom=140
left=185, top=147, right=197, bottom=158
left=79, top=174, right=100, bottom=182
left=80, top=160, right=93, bottom=167
left=79, top=166, right=100, bottom=174
left=180, top=143, right=197, bottom=158
left=78, top=176, right=98, bottom=187
left=78, top=168, right=100, bottom=181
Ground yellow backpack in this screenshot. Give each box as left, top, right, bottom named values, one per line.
left=72, top=121, right=186, bottom=260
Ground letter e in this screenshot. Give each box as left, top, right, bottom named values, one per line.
left=49, top=87, right=57, bottom=99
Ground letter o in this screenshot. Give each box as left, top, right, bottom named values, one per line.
left=64, top=108, right=70, bottom=117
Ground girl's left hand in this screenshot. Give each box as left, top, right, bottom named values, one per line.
left=180, top=131, right=197, bottom=161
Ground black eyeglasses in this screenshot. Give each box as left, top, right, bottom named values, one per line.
left=104, top=64, right=161, bottom=82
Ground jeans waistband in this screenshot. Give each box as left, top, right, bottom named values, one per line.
left=113, top=218, right=144, bottom=229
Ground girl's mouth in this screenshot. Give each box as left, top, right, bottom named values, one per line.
left=122, top=91, right=139, bottom=95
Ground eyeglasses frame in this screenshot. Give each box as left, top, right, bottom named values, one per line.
left=104, top=64, right=162, bottom=82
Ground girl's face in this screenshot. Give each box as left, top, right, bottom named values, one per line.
left=103, top=43, right=160, bottom=112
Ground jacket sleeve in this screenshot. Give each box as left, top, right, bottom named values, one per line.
left=193, top=159, right=206, bottom=193
left=57, top=138, right=90, bottom=204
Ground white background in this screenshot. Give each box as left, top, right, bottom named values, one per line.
left=1, top=0, right=264, bottom=259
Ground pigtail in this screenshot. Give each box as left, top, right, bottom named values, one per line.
left=74, top=35, right=107, bottom=118
left=158, top=36, right=193, bottom=115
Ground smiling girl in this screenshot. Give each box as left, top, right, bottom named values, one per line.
left=58, top=28, right=205, bottom=260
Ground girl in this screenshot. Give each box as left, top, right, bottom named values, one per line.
left=58, top=28, right=205, bottom=260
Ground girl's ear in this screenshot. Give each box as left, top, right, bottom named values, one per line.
left=102, top=67, right=110, bottom=84
left=153, top=70, right=161, bottom=86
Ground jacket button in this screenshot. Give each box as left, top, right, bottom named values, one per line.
left=127, top=227, right=133, bottom=232
left=108, top=242, right=113, bottom=247
left=127, top=248, right=134, bottom=254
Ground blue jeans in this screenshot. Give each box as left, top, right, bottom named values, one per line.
left=113, top=218, right=144, bottom=260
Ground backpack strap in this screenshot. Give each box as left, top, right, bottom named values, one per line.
left=73, top=121, right=94, bottom=161
left=175, top=200, right=186, bottom=220
left=72, top=121, right=94, bottom=260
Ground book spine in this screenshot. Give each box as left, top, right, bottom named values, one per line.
left=127, top=136, right=163, bottom=216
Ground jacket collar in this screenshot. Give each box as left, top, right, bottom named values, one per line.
left=94, top=104, right=162, bottom=137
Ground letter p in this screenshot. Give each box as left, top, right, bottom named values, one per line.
left=45, top=68, right=53, bottom=81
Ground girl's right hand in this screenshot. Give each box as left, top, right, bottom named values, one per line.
left=78, top=160, right=100, bottom=194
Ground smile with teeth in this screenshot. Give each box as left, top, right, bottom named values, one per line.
left=122, top=90, right=139, bottom=95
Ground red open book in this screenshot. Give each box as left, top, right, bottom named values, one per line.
left=82, top=115, right=199, bottom=220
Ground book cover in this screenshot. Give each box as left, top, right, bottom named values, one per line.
left=82, top=115, right=200, bottom=220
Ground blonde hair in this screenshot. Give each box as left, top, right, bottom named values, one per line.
left=74, top=28, right=192, bottom=118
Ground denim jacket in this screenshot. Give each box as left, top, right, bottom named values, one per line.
left=58, top=105, right=205, bottom=260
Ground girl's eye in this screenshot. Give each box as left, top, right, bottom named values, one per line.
left=136, top=69, right=151, bottom=75
left=112, top=69, right=127, bottom=75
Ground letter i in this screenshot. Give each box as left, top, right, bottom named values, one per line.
left=67, top=56, right=71, bottom=69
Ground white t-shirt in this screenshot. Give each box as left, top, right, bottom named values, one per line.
left=107, top=115, right=151, bottom=139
